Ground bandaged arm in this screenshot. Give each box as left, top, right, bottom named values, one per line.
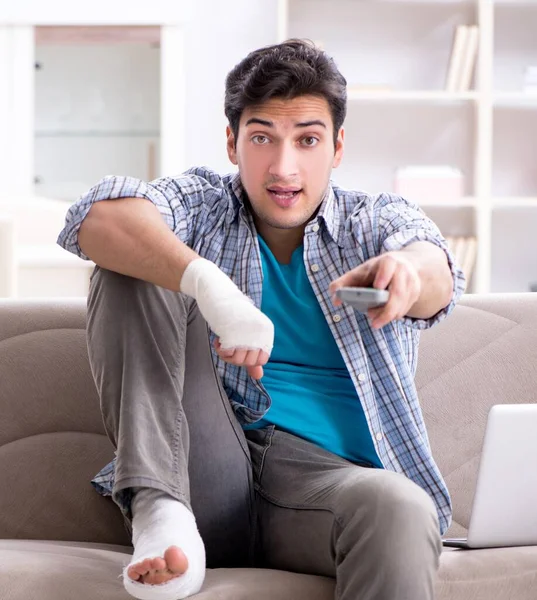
left=79, top=197, right=273, bottom=353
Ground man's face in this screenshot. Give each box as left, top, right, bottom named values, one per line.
left=226, top=95, right=344, bottom=233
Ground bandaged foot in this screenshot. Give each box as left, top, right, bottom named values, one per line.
left=180, top=257, right=274, bottom=354
left=123, top=488, right=206, bottom=600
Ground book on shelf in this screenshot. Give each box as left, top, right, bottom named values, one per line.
left=445, top=236, right=477, bottom=284
left=445, top=25, right=479, bottom=93
left=459, top=26, right=479, bottom=92
left=445, top=26, right=467, bottom=93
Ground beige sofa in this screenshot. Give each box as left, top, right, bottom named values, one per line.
left=1, top=293, right=537, bottom=599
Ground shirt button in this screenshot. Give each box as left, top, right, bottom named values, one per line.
left=332, top=314, right=341, bottom=323
left=312, top=224, right=320, bottom=233
left=357, top=373, right=366, bottom=383
left=376, top=432, right=383, bottom=442
left=311, top=264, right=320, bottom=273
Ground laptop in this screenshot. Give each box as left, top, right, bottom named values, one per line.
left=443, top=404, right=537, bottom=549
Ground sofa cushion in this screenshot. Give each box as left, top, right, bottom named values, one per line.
left=438, top=546, right=537, bottom=600
left=0, top=540, right=335, bottom=600
left=0, top=431, right=129, bottom=545
left=1, top=540, right=536, bottom=600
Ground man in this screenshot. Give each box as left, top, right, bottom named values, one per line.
left=58, top=39, right=465, bottom=600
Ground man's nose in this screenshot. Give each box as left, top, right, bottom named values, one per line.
left=268, top=142, right=299, bottom=179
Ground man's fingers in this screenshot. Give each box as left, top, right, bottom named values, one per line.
left=243, top=349, right=261, bottom=367
left=213, top=337, right=235, bottom=358
left=367, top=306, right=384, bottom=321
left=247, top=365, right=264, bottom=380
left=214, top=339, right=268, bottom=378
left=372, top=255, right=397, bottom=290
left=370, top=272, right=407, bottom=328
left=329, top=260, right=376, bottom=296
left=227, top=349, right=247, bottom=364
left=258, top=350, right=270, bottom=365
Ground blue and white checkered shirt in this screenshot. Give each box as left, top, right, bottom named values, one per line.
left=58, top=166, right=466, bottom=534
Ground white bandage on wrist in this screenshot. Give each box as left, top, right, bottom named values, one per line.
left=180, top=258, right=274, bottom=354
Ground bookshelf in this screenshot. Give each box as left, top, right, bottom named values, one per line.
left=277, top=0, right=537, bottom=294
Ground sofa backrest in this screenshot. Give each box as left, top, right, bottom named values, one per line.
left=416, top=293, right=537, bottom=537
left=0, top=299, right=130, bottom=546
left=1, top=293, right=536, bottom=544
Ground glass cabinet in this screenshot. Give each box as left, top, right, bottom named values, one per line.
left=0, top=3, right=186, bottom=200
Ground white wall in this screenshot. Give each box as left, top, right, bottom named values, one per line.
left=184, top=0, right=279, bottom=172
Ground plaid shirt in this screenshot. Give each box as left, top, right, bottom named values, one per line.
left=58, top=166, right=466, bottom=534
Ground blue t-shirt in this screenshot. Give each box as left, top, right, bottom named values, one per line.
left=245, top=235, right=382, bottom=469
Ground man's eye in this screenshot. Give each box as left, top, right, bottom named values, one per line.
left=252, top=135, right=269, bottom=145
left=302, top=137, right=319, bottom=147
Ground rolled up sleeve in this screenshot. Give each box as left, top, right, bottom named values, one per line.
left=374, top=194, right=466, bottom=329
left=57, top=169, right=225, bottom=260
left=57, top=176, right=171, bottom=259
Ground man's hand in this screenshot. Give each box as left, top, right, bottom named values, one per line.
left=180, top=258, right=274, bottom=379
left=213, top=338, right=270, bottom=381
left=329, top=251, right=422, bottom=329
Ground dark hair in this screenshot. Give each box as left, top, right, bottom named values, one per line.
left=225, top=39, right=347, bottom=148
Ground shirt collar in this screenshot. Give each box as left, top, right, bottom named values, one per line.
left=228, top=172, right=343, bottom=248
left=313, top=183, right=343, bottom=247
left=230, top=171, right=246, bottom=210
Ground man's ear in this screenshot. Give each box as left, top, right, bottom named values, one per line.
left=226, top=126, right=238, bottom=165
left=333, top=127, right=345, bottom=169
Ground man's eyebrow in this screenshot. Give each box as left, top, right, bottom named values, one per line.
left=245, top=118, right=273, bottom=127
left=295, top=120, right=327, bottom=129
left=244, top=118, right=327, bottom=129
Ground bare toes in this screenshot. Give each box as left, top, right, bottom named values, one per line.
left=127, top=566, right=142, bottom=581
left=165, top=546, right=189, bottom=575
left=142, top=558, right=154, bottom=573
left=146, top=557, right=159, bottom=571
left=146, top=571, right=177, bottom=585
left=127, top=559, right=151, bottom=581
left=152, top=557, right=167, bottom=571
left=127, top=547, right=189, bottom=585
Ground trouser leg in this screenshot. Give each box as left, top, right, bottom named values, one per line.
left=87, top=267, right=254, bottom=567
left=246, top=427, right=442, bottom=599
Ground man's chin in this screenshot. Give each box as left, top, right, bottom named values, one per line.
left=248, top=192, right=322, bottom=231
left=254, top=208, right=312, bottom=231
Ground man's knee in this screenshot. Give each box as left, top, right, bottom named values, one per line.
left=90, top=265, right=173, bottom=301
left=336, top=469, right=441, bottom=557
left=376, top=471, right=439, bottom=531
left=88, top=266, right=194, bottom=322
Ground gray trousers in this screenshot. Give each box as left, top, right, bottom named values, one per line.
left=87, top=267, right=442, bottom=600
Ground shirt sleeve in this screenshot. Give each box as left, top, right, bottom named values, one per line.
left=57, top=168, right=227, bottom=260
left=372, top=193, right=467, bottom=330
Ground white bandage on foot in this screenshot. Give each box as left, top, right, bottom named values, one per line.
left=180, top=258, right=274, bottom=354
left=123, top=488, right=206, bottom=600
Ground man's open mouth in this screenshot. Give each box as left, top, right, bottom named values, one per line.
left=267, top=188, right=302, bottom=207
